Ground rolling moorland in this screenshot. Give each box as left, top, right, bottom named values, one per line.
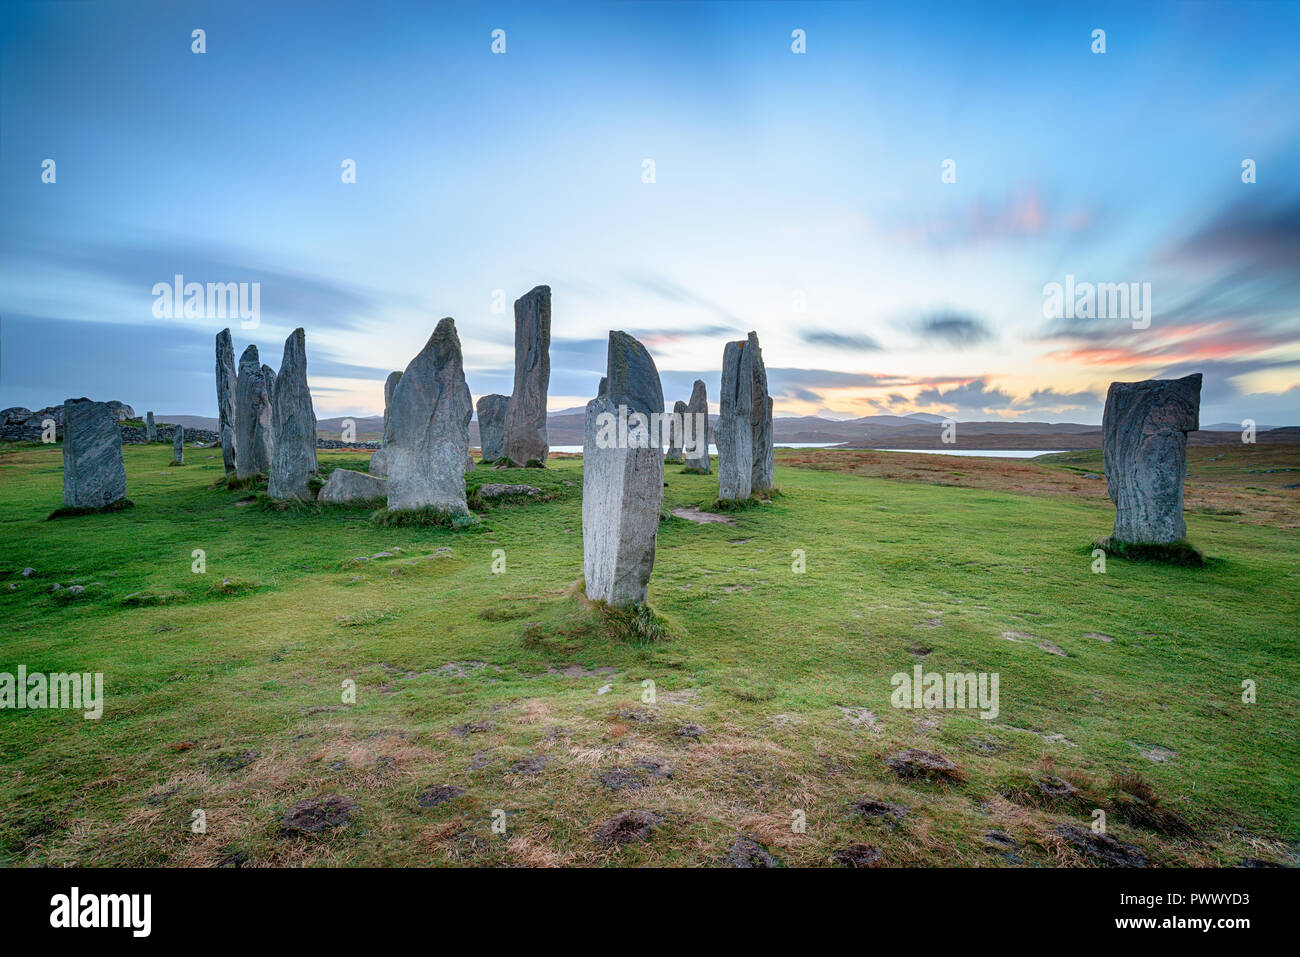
left=0, top=440, right=1297, bottom=867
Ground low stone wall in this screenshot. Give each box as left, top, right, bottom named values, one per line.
left=1, top=420, right=380, bottom=452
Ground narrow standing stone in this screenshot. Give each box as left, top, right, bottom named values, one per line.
left=747, top=332, right=775, bottom=492
left=684, top=379, right=711, bottom=473
left=582, top=331, right=664, bottom=607
left=503, top=285, right=551, bottom=466
left=216, top=329, right=237, bottom=473
left=476, top=393, right=509, bottom=462
left=717, top=339, right=754, bottom=500
left=235, top=345, right=275, bottom=478
left=665, top=400, right=687, bottom=463
left=385, top=318, right=473, bottom=515
left=268, top=328, right=319, bottom=500
left=173, top=425, right=184, bottom=464
left=368, top=370, right=403, bottom=477
left=145, top=411, right=157, bottom=442
left=1102, top=373, right=1201, bottom=544
left=61, top=398, right=127, bottom=509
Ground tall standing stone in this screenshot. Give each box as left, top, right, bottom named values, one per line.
left=172, top=425, right=184, bottom=464
left=235, top=345, right=274, bottom=478
left=216, top=329, right=237, bottom=474
left=717, top=339, right=754, bottom=500
left=747, top=332, right=775, bottom=492
left=268, top=328, right=319, bottom=500
left=665, top=400, right=687, bottom=463
left=503, top=285, right=551, bottom=466
left=385, top=318, right=473, bottom=515
left=61, top=398, right=127, bottom=509
left=582, top=331, right=664, bottom=608
left=476, top=393, right=509, bottom=462
left=145, top=411, right=157, bottom=442
left=368, top=370, right=403, bottom=477
left=1103, top=373, right=1201, bottom=544
left=684, top=379, right=710, bottom=473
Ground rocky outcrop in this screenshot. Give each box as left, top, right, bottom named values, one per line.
left=503, top=285, right=551, bottom=466
left=582, top=331, right=664, bottom=607
left=1103, top=373, right=1202, bottom=543
left=61, top=398, right=127, bottom=509
left=267, top=328, right=318, bottom=500
left=385, top=318, right=473, bottom=515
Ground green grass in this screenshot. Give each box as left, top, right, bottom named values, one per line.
left=0, top=441, right=1296, bottom=867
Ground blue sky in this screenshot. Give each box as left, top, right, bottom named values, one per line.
left=2, top=0, right=1298, bottom=425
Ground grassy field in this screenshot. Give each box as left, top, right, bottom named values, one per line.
left=1, top=441, right=1297, bottom=867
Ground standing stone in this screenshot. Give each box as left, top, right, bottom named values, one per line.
left=1103, top=373, right=1201, bottom=544
left=61, top=398, right=127, bottom=509
left=747, top=333, right=775, bottom=492
left=684, top=379, right=711, bottom=473
left=216, top=329, right=237, bottom=473
left=503, top=285, right=551, bottom=466
left=717, top=339, right=754, bottom=500
left=145, top=411, right=157, bottom=442
left=235, top=345, right=275, bottom=478
left=172, top=425, right=184, bottom=464
left=368, top=370, right=403, bottom=477
left=665, top=400, right=687, bottom=463
left=582, top=331, right=664, bottom=607
left=385, top=318, right=473, bottom=515
left=268, top=328, right=319, bottom=500
left=476, top=393, right=509, bottom=462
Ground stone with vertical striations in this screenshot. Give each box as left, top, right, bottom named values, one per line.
left=504, top=285, right=551, bottom=466
left=747, top=332, right=774, bottom=492
left=268, top=328, right=319, bottom=500
left=216, top=329, right=237, bottom=473
left=145, top=411, right=157, bottom=442
left=61, top=398, right=127, bottom=509
left=173, top=425, right=184, bottom=464
left=368, top=370, right=403, bottom=478
left=476, top=393, right=509, bottom=462
left=1103, top=373, right=1201, bottom=544
left=684, top=379, right=710, bottom=473
left=665, top=400, right=687, bottom=463
left=717, top=339, right=754, bottom=500
left=385, top=318, right=473, bottom=515
left=582, top=331, right=664, bottom=607
left=235, top=345, right=275, bottom=478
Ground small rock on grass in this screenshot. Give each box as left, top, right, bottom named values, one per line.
left=1054, top=824, right=1147, bottom=867
left=885, top=749, right=962, bottom=782
left=725, top=835, right=779, bottom=868
left=850, top=798, right=908, bottom=822
left=281, top=795, right=356, bottom=834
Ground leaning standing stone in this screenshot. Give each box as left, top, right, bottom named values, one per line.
left=717, top=339, right=754, bottom=500
left=747, top=332, right=775, bottom=492
left=61, top=398, right=127, bottom=509
left=503, top=285, right=551, bottom=466
left=476, top=393, right=509, bottom=462
left=172, top=425, right=184, bottom=465
left=145, top=411, right=157, bottom=442
left=665, top=400, right=687, bottom=463
left=385, top=318, right=473, bottom=516
left=1103, top=373, right=1201, bottom=544
left=368, top=370, right=403, bottom=478
left=216, top=329, right=238, bottom=473
left=684, top=379, right=710, bottom=473
left=582, top=331, right=664, bottom=607
left=268, top=328, right=319, bottom=500
left=235, top=345, right=275, bottom=478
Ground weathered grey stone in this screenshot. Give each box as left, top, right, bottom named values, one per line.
left=172, top=425, right=184, bottom=464
left=268, top=328, right=319, bottom=500
left=61, top=398, right=127, bottom=509
left=582, top=331, right=664, bottom=607
left=665, top=400, right=687, bottom=463
left=1103, top=373, right=1201, bottom=544
left=477, top=483, right=541, bottom=499
left=503, top=285, right=551, bottom=466
left=684, top=379, right=710, bottom=473
left=235, top=345, right=275, bottom=478
left=368, top=370, right=403, bottom=478
left=717, top=339, right=754, bottom=500
left=747, top=333, right=774, bottom=492
left=385, top=318, right=473, bottom=515
left=476, top=393, right=509, bottom=462
left=216, top=329, right=237, bottom=473
left=145, top=411, right=157, bottom=442
left=318, top=468, right=387, bottom=504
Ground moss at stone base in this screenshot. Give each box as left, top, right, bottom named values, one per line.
left=46, top=499, right=135, bottom=520
left=1093, top=536, right=1206, bottom=567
